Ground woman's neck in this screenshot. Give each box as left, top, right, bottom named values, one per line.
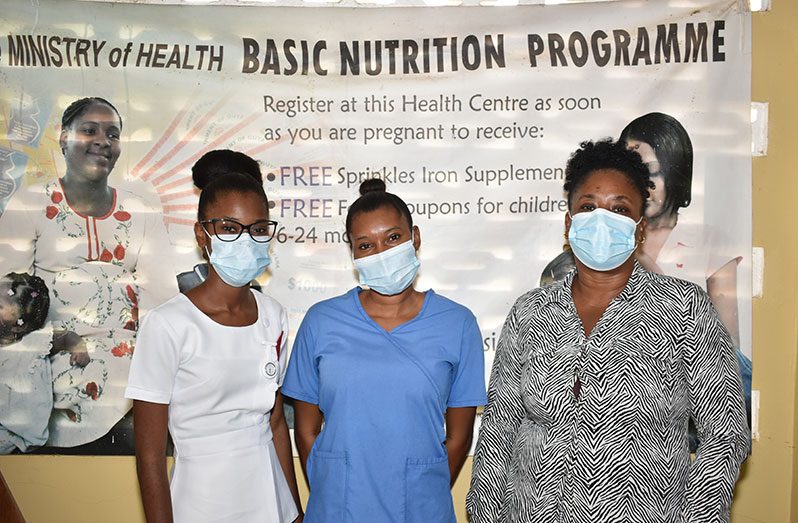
left=571, top=260, right=634, bottom=317
left=195, top=270, right=252, bottom=310
left=359, top=285, right=424, bottom=331
left=61, top=174, right=113, bottom=217
left=361, top=285, right=422, bottom=316
left=185, top=268, right=257, bottom=326
left=570, top=261, right=635, bottom=337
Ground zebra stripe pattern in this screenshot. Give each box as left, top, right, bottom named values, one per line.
left=467, top=262, right=749, bottom=523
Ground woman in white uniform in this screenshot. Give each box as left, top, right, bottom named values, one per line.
left=125, top=171, right=302, bottom=522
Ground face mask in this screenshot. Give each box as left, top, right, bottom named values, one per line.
left=567, top=208, right=641, bottom=272
left=353, top=238, right=420, bottom=296
left=205, top=233, right=271, bottom=287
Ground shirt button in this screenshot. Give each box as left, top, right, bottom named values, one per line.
left=263, top=362, right=277, bottom=378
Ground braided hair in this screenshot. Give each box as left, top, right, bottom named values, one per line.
left=3, top=272, right=50, bottom=338
left=61, top=97, right=122, bottom=130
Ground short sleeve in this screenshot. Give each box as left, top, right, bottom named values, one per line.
left=448, top=312, right=487, bottom=408
left=124, top=309, right=181, bottom=404
left=281, top=309, right=320, bottom=405
left=129, top=197, right=179, bottom=313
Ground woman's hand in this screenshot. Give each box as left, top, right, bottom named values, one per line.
left=293, top=399, right=324, bottom=484
left=51, top=330, right=90, bottom=367
left=69, top=350, right=90, bottom=367
left=62, top=331, right=90, bottom=367
left=270, top=392, right=305, bottom=519
left=445, top=406, right=477, bottom=487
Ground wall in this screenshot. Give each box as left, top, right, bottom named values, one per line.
left=726, top=1, right=798, bottom=522
left=1, top=3, right=796, bottom=522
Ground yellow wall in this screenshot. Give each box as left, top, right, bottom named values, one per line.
left=728, top=1, right=798, bottom=522
left=1, top=4, right=796, bottom=522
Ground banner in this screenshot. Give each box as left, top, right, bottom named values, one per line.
left=0, top=0, right=751, bottom=454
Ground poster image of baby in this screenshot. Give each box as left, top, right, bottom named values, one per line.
left=0, top=272, right=104, bottom=454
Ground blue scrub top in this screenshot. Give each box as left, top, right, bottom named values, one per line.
left=282, top=288, right=487, bottom=523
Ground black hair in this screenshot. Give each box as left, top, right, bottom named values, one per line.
left=197, top=171, right=269, bottom=220
left=3, top=272, right=50, bottom=336
left=345, top=178, right=413, bottom=238
left=564, top=138, right=654, bottom=214
left=619, top=112, right=693, bottom=215
left=192, top=149, right=263, bottom=189
left=61, top=97, right=122, bottom=130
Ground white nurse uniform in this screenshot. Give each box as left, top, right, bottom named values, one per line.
left=125, top=291, right=298, bottom=522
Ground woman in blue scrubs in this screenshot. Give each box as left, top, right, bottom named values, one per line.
left=282, top=178, right=486, bottom=522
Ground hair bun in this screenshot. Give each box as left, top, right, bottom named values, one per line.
left=192, top=150, right=263, bottom=190
left=359, top=178, right=386, bottom=196
left=192, top=170, right=212, bottom=191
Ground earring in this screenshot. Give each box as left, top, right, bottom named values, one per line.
left=639, top=236, right=646, bottom=244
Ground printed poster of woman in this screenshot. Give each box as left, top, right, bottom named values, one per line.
left=0, top=95, right=178, bottom=454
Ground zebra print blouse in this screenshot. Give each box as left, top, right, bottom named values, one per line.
left=467, top=262, right=749, bottom=523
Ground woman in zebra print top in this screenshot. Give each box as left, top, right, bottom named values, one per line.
left=467, top=139, right=749, bottom=523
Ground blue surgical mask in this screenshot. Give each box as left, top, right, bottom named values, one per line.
left=205, top=233, right=271, bottom=287
left=353, top=238, right=420, bottom=296
left=567, top=208, right=641, bottom=272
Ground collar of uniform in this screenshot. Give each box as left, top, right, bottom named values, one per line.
left=540, top=260, right=649, bottom=305
left=615, top=261, right=650, bottom=303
